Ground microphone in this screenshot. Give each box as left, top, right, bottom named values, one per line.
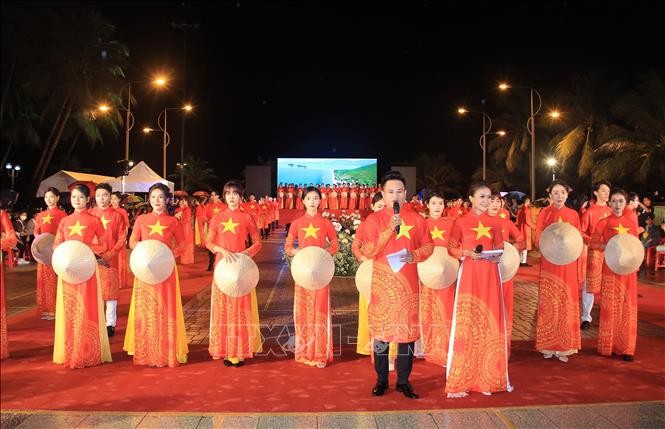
left=475, top=244, right=483, bottom=254
left=393, top=201, right=400, bottom=234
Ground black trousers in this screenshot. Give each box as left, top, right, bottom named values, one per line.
left=207, top=250, right=215, bottom=270
left=373, top=340, right=414, bottom=385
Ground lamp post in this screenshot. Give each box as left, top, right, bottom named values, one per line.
left=119, top=77, right=167, bottom=161
left=457, top=108, right=505, bottom=180
left=498, top=83, right=542, bottom=201
left=4, top=163, right=21, bottom=190
left=143, top=105, right=192, bottom=179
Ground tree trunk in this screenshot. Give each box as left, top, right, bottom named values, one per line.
left=0, top=61, right=15, bottom=124
left=59, top=130, right=81, bottom=169
left=33, top=98, right=70, bottom=188
left=1, top=140, right=13, bottom=167
left=33, top=102, right=72, bottom=192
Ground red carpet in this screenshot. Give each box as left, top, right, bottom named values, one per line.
left=1, top=257, right=664, bottom=413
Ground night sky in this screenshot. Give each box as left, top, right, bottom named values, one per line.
left=17, top=1, right=665, bottom=191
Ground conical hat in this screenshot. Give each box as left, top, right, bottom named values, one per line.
left=52, top=240, right=96, bottom=284
left=291, top=246, right=335, bottom=290
left=31, top=232, right=55, bottom=265
left=214, top=253, right=260, bottom=297
left=417, top=247, right=459, bottom=289
left=355, top=259, right=373, bottom=300
left=539, top=222, right=584, bottom=265
left=130, top=239, right=175, bottom=284
left=499, top=242, right=520, bottom=282
left=605, top=234, right=644, bottom=275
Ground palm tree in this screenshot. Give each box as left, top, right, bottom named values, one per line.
left=169, top=154, right=219, bottom=193
left=550, top=72, right=622, bottom=187
left=20, top=7, right=128, bottom=191
left=593, top=70, right=665, bottom=186
left=414, top=152, right=465, bottom=196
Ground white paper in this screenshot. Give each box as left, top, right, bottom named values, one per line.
left=478, top=249, right=504, bottom=262
left=386, top=248, right=408, bottom=273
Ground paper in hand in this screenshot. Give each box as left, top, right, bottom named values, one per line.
left=386, top=248, right=408, bottom=273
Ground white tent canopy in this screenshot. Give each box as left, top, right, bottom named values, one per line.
left=107, top=161, right=174, bottom=193
left=36, top=170, right=115, bottom=197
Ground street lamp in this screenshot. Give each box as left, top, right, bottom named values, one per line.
left=457, top=108, right=506, bottom=180
left=143, top=105, right=193, bottom=178
left=5, top=163, right=21, bottom=190
left=498, top=82, right=542, bottom=201
left=546, top=157, right=557, bottom=181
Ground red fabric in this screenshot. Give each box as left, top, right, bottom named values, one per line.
left=445, top=211, right=510, bottom=394
left=361, top=205, right=433, bottom=343
left=535, top=206, right=582, bottom=354
left=175, top=206, right=194, bottom=264
left=421, top=216, right=455, bottom=366
left=34, top=207, right=67, bottom=314
left=590, top=213, right=640, bottom=356
left=1, top=209, right=17, bottom=359
left=206, top=208, right=262, bottom=359
left=516, top=206, right=535, bottom=250
left=89, top=206, right=127, bottom=300
left=114, top=207, right=130, bottom=287
left=285, top=213, right=339, bottom=366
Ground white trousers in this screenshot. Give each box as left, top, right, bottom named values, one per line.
left=520, top=250, right=528, bottom=264
left=581, top=282, right=594, bottom=323
left=105, top=300, right=117, bottom=327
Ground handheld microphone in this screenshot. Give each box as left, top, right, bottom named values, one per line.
left=475, top=244, right=483, bottom=254
left=393, top=201, right=401, bottom=234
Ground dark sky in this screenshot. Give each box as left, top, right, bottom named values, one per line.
left=57, top=1, right=665, bottom=184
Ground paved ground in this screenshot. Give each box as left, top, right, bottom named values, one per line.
left=2, top=226, right=664, bottom=428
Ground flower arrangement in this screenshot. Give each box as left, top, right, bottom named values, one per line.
left=282, top=210, right=363, bottom=277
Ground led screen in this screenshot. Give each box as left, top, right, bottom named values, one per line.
left=277, top=158, right=377, bottom=186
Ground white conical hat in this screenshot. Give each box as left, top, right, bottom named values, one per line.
left=130, top=239, right=175, bottom=284
left=499, top=242, right=520, bottom=282
left=605, top=234, right=644, bottom=275
left=52, top=240, right=96, bottom=284
left=31, top=232, right=55, bottom=266
left=214, top=253, right=260, bottom=297
left=291, top=246, right=335, bottom=290
left=417, top=247, right=459, bottom=289
left=355, top=259, right=373, bottom=300
left=539, top=222, right=584, bottom=265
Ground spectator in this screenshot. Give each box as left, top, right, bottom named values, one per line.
left=12, top=210, right=29, bottom=265
left=641, top=217, right=661, bottom=249
left=637, top=196, right=655, bottom=229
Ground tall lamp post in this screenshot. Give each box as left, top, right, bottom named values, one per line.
left=457, top=108, right=506, bottom=180
left=143, top=105, right=193, bottom=179
left=119, top=77, right=168, bottom=160
left=5, top=163, right=21, bottom=190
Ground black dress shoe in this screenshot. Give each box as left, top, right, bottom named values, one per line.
left=107, top=326, right=115, bottom=337
left=520, top=262, right=532, bottom=267
left=223, top=359, right=233, bottom=367
left=396, top=383, right=419, bottom=399
left=372, top=382, right=388, bottom=396
left=580, top=321, right=591, bottom=330
left=622, top=354, right=634, bottom=361
left=232, top=360, right=245, bottom=367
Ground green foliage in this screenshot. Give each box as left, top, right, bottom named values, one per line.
left=334, top=164, right=377, bottom=185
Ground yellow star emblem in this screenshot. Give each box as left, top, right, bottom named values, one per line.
left=499, top=213, right=507, bottom=219
left=613, top=223, right=630, bottom=234
left=147, top=220, right=168, bottom=236
left=471, top=221, right=492, bottom=240
left=67, top=220, right=87, bottom=237
left=557, top=216, right=564, bottom=223
left=302, top=223, right=320, bottom=239
left=396, top=221, right=415, bottom=240
left=457, top=210, right=463, bottom=215
left=212, top=207, right=221, bottom=214
left=100, top=215, right=111, bottom=230
left=42, top=213, right=54, bottom=224
left=221, top=217, right=240, bottom=234
left=430, top=225, right=445, bottom=240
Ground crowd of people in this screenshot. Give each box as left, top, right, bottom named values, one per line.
left=0, top=172, right=663, bottom=400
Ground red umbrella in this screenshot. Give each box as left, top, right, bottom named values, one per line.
left=174, top=190, right=189, bottom=197
left=193, top=191, right=210, bottom=197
